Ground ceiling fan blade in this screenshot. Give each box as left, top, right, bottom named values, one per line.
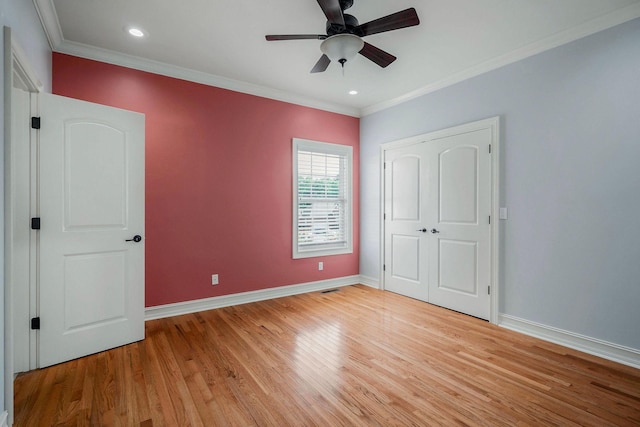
left=359, top=42, right=397, bottom=68
left=310, top=54, right=331, bottom=73
left=355, top=8, right=420, bottom=37
left=317, top=0, right=345, bottom=27
left=266, top=34, right=327, bottom=41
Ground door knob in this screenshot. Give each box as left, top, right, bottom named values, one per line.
left=417, top=228, right=428, bottom=233
left=430, top=229, right=440, bottom=234
left=126, top=235, right=142, bottom=242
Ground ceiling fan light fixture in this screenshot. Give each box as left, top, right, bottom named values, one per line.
left=320, top=34, right=364, bottom=66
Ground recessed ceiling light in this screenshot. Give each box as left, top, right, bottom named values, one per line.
left=349, top=90, right=358, bottom=95
left=127, top=27, right=145, bottom=38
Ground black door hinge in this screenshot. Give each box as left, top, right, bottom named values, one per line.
left=31, top=317, right=40, bottom=330
left=31, top=117, right=41, bottom=129
left=488, top=286, right=491, bottom=295
left=31, top=217, right=41, bottom=230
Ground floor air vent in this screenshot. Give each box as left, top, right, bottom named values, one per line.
left=321, top=288, right=340, bottom=294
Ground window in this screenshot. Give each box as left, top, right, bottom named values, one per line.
left=293, top=138, right=353, bottom=259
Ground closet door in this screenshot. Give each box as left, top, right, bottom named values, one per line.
left=383, top=143, right=430, bottom=302
left=383, top=122, right=494, bottom=320
left=425, top=128, right=492, bottom=320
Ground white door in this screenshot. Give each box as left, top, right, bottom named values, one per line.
left=383, top=122, right=495, bottom=320
left=426, top=129, right=492, bottom=319
left=383, top=144, right=429, bottom=301
left=38, top=93, right=145, bottom=367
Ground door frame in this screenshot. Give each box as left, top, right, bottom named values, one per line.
left=4, top=26, right=43, bottom=423
left=379, top=117, right=501, bottom=324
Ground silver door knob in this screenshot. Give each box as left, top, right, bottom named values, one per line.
left=430, top=229, right=440, bottom=234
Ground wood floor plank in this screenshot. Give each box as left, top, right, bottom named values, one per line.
left=14, top=285, right=640, bottom=426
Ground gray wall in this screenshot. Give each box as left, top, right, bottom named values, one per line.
left=360, top=18, right=640, bottom=350
left=1, top=0, right=51, bottom=417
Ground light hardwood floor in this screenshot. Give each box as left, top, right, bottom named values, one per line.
left=14, top=285, right=640, bottom=426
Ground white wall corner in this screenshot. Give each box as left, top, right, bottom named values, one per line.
left=359, top=275, right=380, bottom=289
left=498, top=314, right=640, bottom=370
left=0, top=410, right=9, bottom=427
left=145, top=275, right=362, bottom=321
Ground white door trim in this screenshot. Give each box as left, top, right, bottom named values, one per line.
left=4, top=26, right=43, bottom=427
left=380, top=117, right=501, bottom=324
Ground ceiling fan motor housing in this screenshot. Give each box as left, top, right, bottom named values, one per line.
left=326, top=14, right=360, bottom=36
left=339, top=0, right=354, bottom=11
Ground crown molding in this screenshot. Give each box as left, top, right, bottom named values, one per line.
left=32, top=0, right=63, bottom=48
left=361, top=3, right=640, bottom=116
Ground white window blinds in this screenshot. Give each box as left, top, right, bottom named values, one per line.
left=293, top=139, right=353, bottom=258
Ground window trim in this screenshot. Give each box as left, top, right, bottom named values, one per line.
left=292, top=138, right=353, bottom=259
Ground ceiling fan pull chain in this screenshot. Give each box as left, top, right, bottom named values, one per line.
left=339, top=57, right=346, bottom=76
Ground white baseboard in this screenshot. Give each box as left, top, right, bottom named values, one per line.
left=145, top=275, right=362, bottom=320
left=499, top=314, right=640, bottom=369
left=358, top=275, right=380, bottom=289
left=0, top=410, right=8, bottom=427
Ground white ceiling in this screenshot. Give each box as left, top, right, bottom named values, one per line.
left=35, top=0, right=640, bottom=116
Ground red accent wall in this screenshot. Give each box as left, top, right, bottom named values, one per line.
left=53, top=53, right=360, bottom=307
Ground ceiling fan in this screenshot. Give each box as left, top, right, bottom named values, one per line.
left=265, top=0, right=420, bottom=73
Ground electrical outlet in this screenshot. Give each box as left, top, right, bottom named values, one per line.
left=318, top=262, right=324, bottom=271
left=211, top=274, right=219, bottom=285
